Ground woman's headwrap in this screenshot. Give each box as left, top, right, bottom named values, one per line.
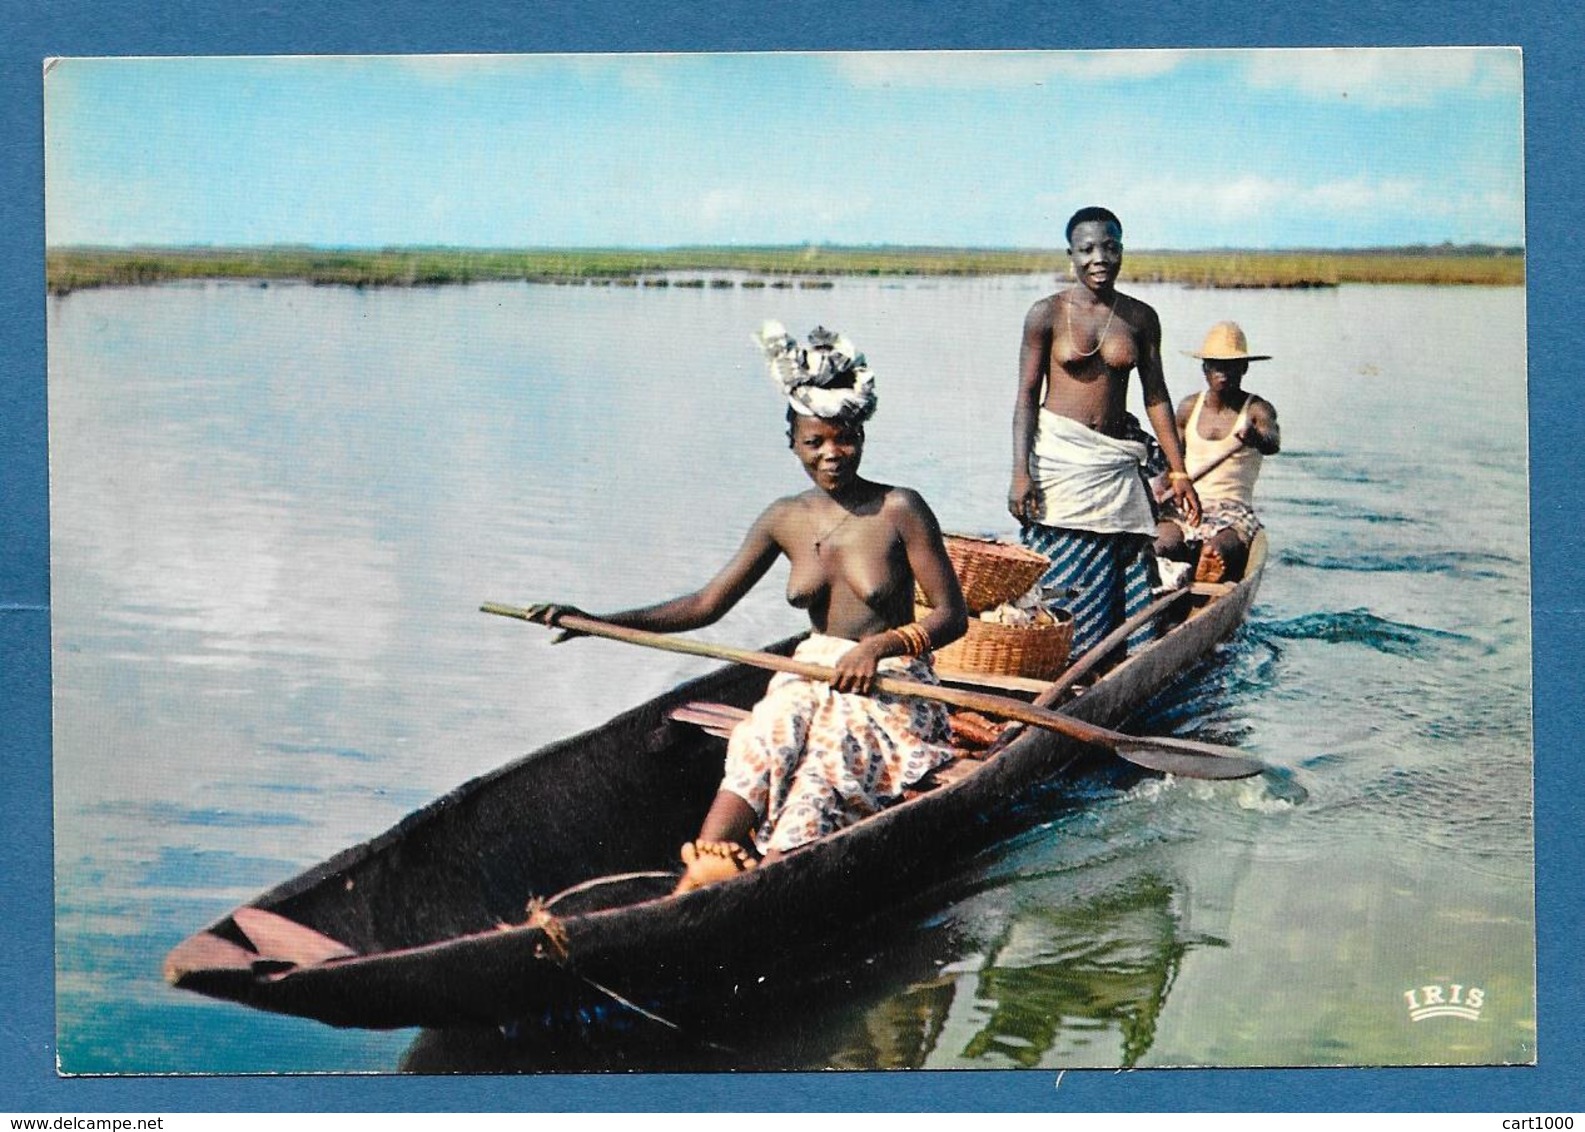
left=754, top=320, right=877, bottom=421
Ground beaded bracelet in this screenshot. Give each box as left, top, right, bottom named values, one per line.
left=890, top=622, right=932, bottom=657
left=1167, top=470, right=1192, bottom=482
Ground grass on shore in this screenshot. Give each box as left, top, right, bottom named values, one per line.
left=45, top=244, right=1525, bottom=295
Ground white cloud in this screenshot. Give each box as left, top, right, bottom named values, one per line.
left=694, top=183, right=875, bottom=237
left=1057, top=173, right=1523, bottom=246
left=1107, top=175, right=1421, bottom=220
left=1242, top=46, right=1521, bottom=108
left=49, top=175, right=187, bottom=246
left=375, top=49, right=1196, bottom=95
left=382, top=54, right=526, bottom=82
left=381, top=52, right=676, bottom=89
left=831, top=49, right=1187, bottom=89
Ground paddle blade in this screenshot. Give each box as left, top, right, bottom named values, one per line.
left=1114, top=737, right=1266, bottom=780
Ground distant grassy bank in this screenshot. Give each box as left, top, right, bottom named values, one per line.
left=45, top=244, right=1525, bottom=295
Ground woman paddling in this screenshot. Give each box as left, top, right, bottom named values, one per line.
left=525, top=323, right=969, bottom=893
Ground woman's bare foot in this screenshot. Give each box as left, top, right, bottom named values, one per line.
left=1195, top=543, right=1226, bottom=583
left=673, top=839, right=758, bottom=895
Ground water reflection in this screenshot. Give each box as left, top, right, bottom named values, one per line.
left=950, top=876, right=1186, bottom=1069
left=398, top=873, right=1192, bottom=1072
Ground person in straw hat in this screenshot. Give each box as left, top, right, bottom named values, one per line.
left=1009, top=206, right=1201, bottom=657
left=1153, top=321, right=1281, bottom=583
left=525, top=323, right=968, bottom=893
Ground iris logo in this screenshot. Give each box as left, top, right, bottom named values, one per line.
left=1403, top=983, right=1484, bottom=1022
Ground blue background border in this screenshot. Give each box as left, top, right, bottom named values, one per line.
left=3, top=1, right=1577, bottom=1112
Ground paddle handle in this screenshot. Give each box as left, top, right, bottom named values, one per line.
left=482, top=603, right=1265, bottom=779
left=1188, top=438, right=1244, bottom=483
left=1151, top=438, right=1243, bottom=502
left=481, top=603, right=1130, bottom=748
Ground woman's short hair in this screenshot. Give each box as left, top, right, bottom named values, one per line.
left=1065, top=206, right=1123, bottom=245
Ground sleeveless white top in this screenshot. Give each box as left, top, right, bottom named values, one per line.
left=1186, top=393, right=1263, bottom=507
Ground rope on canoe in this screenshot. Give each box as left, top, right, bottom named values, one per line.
left=523, top=898, right=570, bottom=963
left=521, top=882, right=738, bottom=1053
left=542, top=870, right=676, bottom=909
left=578, top=974, right=740, bottom=1054
left=579, top=976, right=683, bottom=1033
left=516, top=871, right=678, bottom=964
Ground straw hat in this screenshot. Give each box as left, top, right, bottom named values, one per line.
left=1186, top=321, right=1271, bottom=362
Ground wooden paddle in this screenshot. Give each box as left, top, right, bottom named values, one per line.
left=481, top=603, right=1266, bottom=780
left=976, top=584, right=1204, bottom=759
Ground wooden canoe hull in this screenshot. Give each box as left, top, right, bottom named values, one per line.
left=167, top=537, right=1267, bottom=1030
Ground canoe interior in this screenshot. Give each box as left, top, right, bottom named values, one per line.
left=209, top=641, right=789, bottom=958
left=175, top=534, right=1267, bottom=1026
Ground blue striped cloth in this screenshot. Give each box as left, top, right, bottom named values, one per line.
left=1020, top=524, right=1159, bottom=658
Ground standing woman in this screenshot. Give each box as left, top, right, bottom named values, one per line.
left=528, top=323, right=968, bottom=893
left=1008, top=206, right=1200, bottom=656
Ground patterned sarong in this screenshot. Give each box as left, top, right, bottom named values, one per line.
left=1021, top=524, right=1158, bottom=657
left=721, top=635, right=957, bottom=855
left=1162, top=498, right=1262, bottom=546
left=1022, top=411, right=1160, bottom=657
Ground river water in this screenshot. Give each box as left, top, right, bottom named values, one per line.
left=48, top=275, right=1532, bottom=1073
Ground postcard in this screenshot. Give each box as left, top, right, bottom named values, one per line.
left=27, top=38, right=1552, bottom=1110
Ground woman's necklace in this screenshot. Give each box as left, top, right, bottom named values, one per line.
left=813, top=504, right=857, bottom=555
left=1065, top=291, right=1118, bottom=358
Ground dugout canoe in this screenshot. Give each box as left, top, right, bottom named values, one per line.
left=165, top=534, right=1267, bottom=1031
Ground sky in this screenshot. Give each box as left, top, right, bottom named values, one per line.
left=43, top=48, right=1525, bottom=250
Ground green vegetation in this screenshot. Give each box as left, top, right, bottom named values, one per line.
left=45, top=243, right=1524, bottom=296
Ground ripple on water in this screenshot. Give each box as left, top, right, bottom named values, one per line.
left=89, top=800, right=312, bottom=829
left=1251, top=609, right=1479, bottom=659
left=1278, top=452, right=1392, bottom=485
left=261, top=739, right=381, bottom=762
left=1277, top=496, right=1417, bottom=525
left=1322, top=758, right=1533, bottom=867
left=137, top=845, right=302, bottom=891
left=1276, top=548, right=1522, bottom=580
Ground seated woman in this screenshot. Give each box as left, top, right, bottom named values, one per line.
left=528, top=322, right=969, bottom=893
left=1154, top=321, right=1281, bottom=583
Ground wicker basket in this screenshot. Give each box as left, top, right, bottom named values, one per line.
left=917, top=534, right=1051, bottom=613
left=923, top=606, right=1075, bottom=681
